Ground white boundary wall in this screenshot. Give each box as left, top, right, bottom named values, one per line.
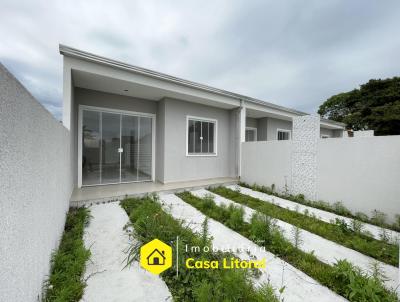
left=241, top=135, right=400, bottom=222
left=0, top=64, right=73, bottom=301
left=317, top=136, right=400, bottom=221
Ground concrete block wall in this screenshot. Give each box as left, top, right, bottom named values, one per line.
left=0, top=64, right=73, bottom=301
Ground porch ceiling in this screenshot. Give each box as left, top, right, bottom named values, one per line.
left=72, top=69, right=238, bottom=110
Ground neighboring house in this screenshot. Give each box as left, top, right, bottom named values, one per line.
left=60, top=45, right=345, bottom=188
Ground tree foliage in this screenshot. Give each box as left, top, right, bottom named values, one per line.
left=318, top=77, right=400, bottom=135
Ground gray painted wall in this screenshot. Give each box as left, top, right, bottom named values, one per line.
left=257, top=117, right=268, bottom=141
left=0, top=64, right=73, bottom=301
left=246, top=117, right=258, bottom=128
left=162, top=98, right=236, bottom=182
left=267, top=117, right=292, bottom=140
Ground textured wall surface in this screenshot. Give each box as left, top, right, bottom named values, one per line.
left=318, top=136, right=400, bottom=222
left=241, top=141, right=292, bottom=191
left=0, top=64, right=73, bottom=301
left=353, top=130, right=374, bottom=137
left=291, top=115, right=320, bottom=200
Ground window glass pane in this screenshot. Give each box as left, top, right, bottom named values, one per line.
left=121, top=115, right=138, bottom=182
left=209, top=122, right=214, bottom=153
left=82, top=110, right=101, bottom=185
left=101, top=112, right=121, bottom=184
left=138, top=117, right=152, bottom=181
left=278, top=131, right=290, bottom=140
left=194, top=121, right=201, bottom=153
left=246, top=129, right=255, bottom=142
left=202, top=122, right=209, bottom=153
left=188, top=120, right=195, bottom=153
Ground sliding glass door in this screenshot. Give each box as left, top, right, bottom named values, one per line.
left=82, top=108, right=153, bottom=186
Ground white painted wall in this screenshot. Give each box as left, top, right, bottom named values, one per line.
left=317, top=136, right=400, bottom=222
left=241, top=136, right=400, bottom=222
left=0, top=64, right=73, bottom=301
left=241, top=141, right=292, bottom=191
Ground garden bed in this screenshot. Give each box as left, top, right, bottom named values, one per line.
left=42, top=208, right=91, bottom=302
left=210, top=186, right=399, bottom=266
left=159, top=193, right=349, bottom=302
left=191, top=188, right=398, bottom=291
left=177, top=191, right=398, bottom=301
left=121, top=195, right=278, bottom=302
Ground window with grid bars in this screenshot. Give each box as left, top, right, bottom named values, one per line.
left=277, top=129, right=291, bottom=140
left=187, top=117, right=216, bottom=155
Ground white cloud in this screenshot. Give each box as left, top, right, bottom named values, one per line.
left=1, top=0, right=400, bottom=119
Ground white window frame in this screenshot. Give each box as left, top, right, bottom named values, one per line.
left=276, top=128, right=291, bottom=140
left=245, top=127, right=257, bottom=142
left=78, top=105, right=156, bottom=188
left=186, top=115, right=218, bottom=157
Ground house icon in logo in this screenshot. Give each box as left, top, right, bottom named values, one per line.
left=140, top=239, right=172, bottom=274
left=147, top=249, right=166, bottom=266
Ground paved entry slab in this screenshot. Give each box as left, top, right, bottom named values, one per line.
left=81, top=203, right=171, bottom=302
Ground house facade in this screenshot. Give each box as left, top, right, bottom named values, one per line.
left=60, top=45, right=345, bottom=188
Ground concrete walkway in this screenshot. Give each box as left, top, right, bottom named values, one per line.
left=81, top=203, right=171, bottom=302
left=159, top=193, right=347, bottom=302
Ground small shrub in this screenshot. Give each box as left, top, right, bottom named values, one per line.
left=291, top=226, right=303, bottom=249
left=333, top=202, right=351, bottom=216
left=226, top=204, right=245, bottom=231
left=249, top=213, right=274, bottom=246
left=332, top=260, right=397, bottom=302
left=371, top=210, right=387, bottom=226
left=351, top=219, right=364, bottom=235
left=355, top=212, right=370, bottom=222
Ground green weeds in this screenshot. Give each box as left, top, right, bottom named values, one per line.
left=42, top=208, right=91, bottom=302
left=120, top=195, right=279, bottom=302
left=176, top=191, right=398, bottom=302
left=241, top=182, right=400, bottom=233
left=211, top=186, right=398, bottom=266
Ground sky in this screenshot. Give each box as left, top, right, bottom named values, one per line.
left=1, top=0, right=400, bottom=121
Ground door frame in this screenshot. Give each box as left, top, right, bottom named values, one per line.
left=78, top=105, right=156, bottom=188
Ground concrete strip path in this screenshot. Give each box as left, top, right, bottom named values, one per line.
left=193, top=189, right=398, bottom=291
left=159, top=193, right=347, bottom=302
left=81, top=203, right=171, bottom=302
left=228, top=185, right=400, bottom=244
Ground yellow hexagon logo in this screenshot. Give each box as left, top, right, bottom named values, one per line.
left=140, top=239, right=172, bottom=274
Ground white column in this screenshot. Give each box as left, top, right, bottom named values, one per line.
left=62, top=57, right=72, bottom=130
left=291, top=114, right=320, bottom=200
left=238, top=102, right=246, bottom=178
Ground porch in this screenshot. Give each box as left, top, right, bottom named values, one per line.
left=70, top=177, right=238, bottom=207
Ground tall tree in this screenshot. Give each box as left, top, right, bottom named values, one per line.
left=318, top=77, right=400, bottom=135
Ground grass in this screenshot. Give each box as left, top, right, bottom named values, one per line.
left=176, top=191, right=398, bottom=302
left=210, top=186, right=399, bottom=266
left=120, top=195, right=279, bottom=302
left=240, top=182, right=400, bottom=233
left=42, top=207, right=91, bottom=302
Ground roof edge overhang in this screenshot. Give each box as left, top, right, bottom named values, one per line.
left=59, top=44, right=344, bottom=129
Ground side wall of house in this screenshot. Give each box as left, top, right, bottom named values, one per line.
left=0, top=64, right=73, bottom=301
left=162, top=98, right=236, bottom=182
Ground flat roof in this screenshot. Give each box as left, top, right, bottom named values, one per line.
left=59, top=44, right=345, bottom=128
